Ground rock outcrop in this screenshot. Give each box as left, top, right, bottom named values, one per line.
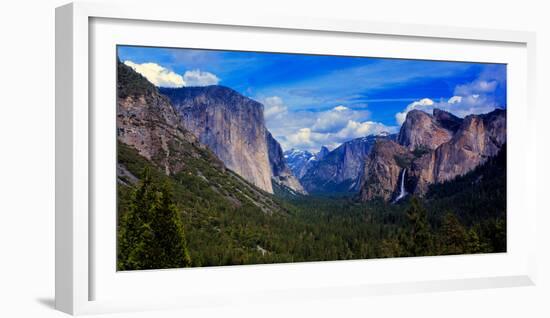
left=160, top=86, right=274, bottom=193
left=360, top=108, right=506, bottom=201
left=397, top=109, right=453, bottom=151
left=359, top=140, right=412, bottom=201
left=117, top=61, right=286, bottom=214
left=116, top=60, right=208, bottom=175
left=301, top=135, right=394, bottom=194
left=433, top=108, right=463, bottom=132
left=411, top=109, right=506, bottom=194
left=316, top=146, right=330, bottom=161
left=266, top=132, right=307, bottom=195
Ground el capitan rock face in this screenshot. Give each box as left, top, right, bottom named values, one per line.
left=360, top=108, right=506, bottom=201
left=266, top=132, right=307, bottom=195
left=160, top=86, right=274, bottom=193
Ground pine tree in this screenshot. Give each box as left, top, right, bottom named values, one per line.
left=118, top=168, right=191, bottom=270
left=465, top=228, right=482, bottom=254
left=403, top=197, right=433, bottom=256
left=440, top=212, right=467, bottom=255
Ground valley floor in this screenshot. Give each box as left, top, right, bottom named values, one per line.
left=116, top=143, right=506, bottom=270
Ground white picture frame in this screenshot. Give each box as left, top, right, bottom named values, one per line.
left=55, top=1, right=538, bottom=315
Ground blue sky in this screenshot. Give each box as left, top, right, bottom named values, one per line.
left=118, top=45, right=506, bottom=152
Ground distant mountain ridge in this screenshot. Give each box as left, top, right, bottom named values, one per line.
left=283, top=146, right=330, bottom=180
left=266, top=132, right=307, bottom=195
left=299, top=134, right=396, bottom=194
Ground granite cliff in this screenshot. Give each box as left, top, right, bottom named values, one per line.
left=160, top=86, right=305, bottom=195
left=160, top=86, right=274, bottom=193
left=117, top=60, right=206, bottom=175
left=266, top=132, right=307, bottom=195
left=360, top=108, right=506, bottom=201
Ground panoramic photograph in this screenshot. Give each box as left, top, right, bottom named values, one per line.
left=116, top=45, right=507, bottom=271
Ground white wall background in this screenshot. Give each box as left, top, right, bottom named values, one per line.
left=0, top=0, right=548, bottom=317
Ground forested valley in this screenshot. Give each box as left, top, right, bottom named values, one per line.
left=117, top=142, right=506, bottom=270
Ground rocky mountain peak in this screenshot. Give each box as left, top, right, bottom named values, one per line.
left=300, top=134, right=391, bottom=194
left=433, top=108, right=463, bottom=132
left=116, top=61, right=204, bottom=175
left=360, top=108, right=506, bottom=201
left=397, top=109, right=453, bottom=151
left=284, top=149, right=316, bottom=179
left=317, top=146, right=330, bottom=160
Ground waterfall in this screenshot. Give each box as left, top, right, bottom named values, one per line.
left=393, top=168, right=407, bottom=203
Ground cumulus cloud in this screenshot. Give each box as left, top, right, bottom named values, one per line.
left=262, top=96, right=288, bottom=121
left=123, top=61, right=220, bottom=87
left=311, top=105, right=369, bottom=133
left=285, top=128, right=317, bottom=149
left=279, top=119, right=396, bottom=152
left=395, top=95, right=500, bottom=125
left=335, top=120, right=393, bottom=140
left=183, top=69, right=220, bottom=86
left=277, top=117, right=396, bottom=152
left=394, top=77, right=505, bottom=125
left=124, top=60, right=185, bottom=88
left=263, top=98, right=396, bottom=152
left=395, top=98, right=434, bottom=125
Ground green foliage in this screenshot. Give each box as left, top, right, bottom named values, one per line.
left=439, top=212, right=467, bottom=254
left=117, top=60, right=157, bottom=99
left=465, top=228, right=482, bottom=254
left=402, top=197, right=433, bottom=256
left=117, top=142, right=507, bottom=269
left=117, top=167, right=191, bottom=270
left=425, top=145, right=507, bottom=254
left=426, top=144, right=506, bottom=225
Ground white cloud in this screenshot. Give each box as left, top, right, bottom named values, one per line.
left=454, top=80, right=497, bottom=96
left=335, top=120, right=393, bottom=140
left=394, top=77, right=504, bottom=126
left=183, top=69, right=220, bottom=86
left=262, top=96, right=288, bottom=121
left=286, top=128, right=315, bottom=147
left=395, top=98, right=434, bottom=125
left=124, top=60, right=185, bottom=88
left=448, top=96, right=462, bottom=104
left=311, top=105, right=369, bottom=133
left=279, top=119, right=397, bottom=153
left=123, top=61, right=220, bottom=88
left=265, top=101, right=395, bottom=152
left=395, top=94, right=500, bottom=126
left=333, top=105, right=349, bottom=111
